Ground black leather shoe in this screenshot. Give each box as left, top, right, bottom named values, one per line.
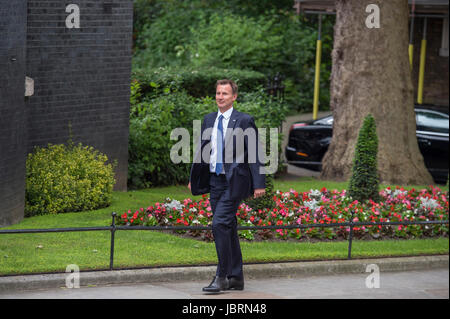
left=202, top=276, right=229, bottom=292
left=227, top=277, right=244, bottom=290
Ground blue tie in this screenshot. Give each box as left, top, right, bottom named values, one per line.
left=215, top=115, right=224, bottom=175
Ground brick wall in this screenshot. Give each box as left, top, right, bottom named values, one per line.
left=411, top=17, right=449, bottom=107
left=0, top=0, right=28, bottom=226
left=0, top=0, right=132, bottom=226
left=26, top=0, right=133, bottom=191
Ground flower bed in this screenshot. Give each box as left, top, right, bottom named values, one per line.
left=117, top=186, right=449, bottom=242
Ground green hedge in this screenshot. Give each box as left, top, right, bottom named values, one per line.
left=131, top=66, right=266, bottom=99
left=128, top=89, right=216, bottom=189
left=127, top=84, right=289, bottom=189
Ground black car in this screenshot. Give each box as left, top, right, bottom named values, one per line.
left=285, top=107, right=449, bottom=184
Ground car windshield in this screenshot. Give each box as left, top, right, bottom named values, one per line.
left=314, top=116, right=333, bottom=125
left=416, top=110, right=449, bottom=134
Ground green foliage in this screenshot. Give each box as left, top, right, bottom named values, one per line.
left=243, top=174, right=276, bottom=211
left=132, top=1, right=295, bottom=68
left=183, top=0, right=295, bottom=18
left=25, top=142, right=115, bottom=216
left=127, top=84, right=288, bottom=189
left=130, top=1, right=317, bottom=189
left=133, top=5, right=210, bottom=67
left=132, top=66, right=266, bottom=98
left=128, top=67, right=281, bottom=189
left=237, top=89, right=288, bottom=129
left=237, top=89, right=290, bottom=174
left=281, top=14, right=334, bottom=113
left=132, top=0, right=165, bottom=46
left=348, top=114, right=380, bottom=202
left=132, top=1, right=334, bottom=113
left=128, top=89, right=217, bottom=189
left=188, top=12, right=283, bottom=72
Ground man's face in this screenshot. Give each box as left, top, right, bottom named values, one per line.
left=216, top=84, right=237, bottom=112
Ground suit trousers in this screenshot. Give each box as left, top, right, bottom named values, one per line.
left=209, top=173, right=243, bottom=280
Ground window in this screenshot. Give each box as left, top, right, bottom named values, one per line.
left=314, top=116, right=333, bottom=126
left=416, top=110, right=449, bottom=134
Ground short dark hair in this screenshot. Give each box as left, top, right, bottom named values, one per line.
left=216, top=79, right=238, bottom=95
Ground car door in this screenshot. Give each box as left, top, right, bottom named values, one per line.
left=415, top=109, right=449, bottom=179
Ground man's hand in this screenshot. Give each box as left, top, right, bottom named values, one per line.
left=253, top=188, right=265, bottom=198
left=188, top=182, right=191, bottom=191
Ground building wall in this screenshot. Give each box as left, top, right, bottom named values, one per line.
left=26, top=0, right=133, bottom=191
left=411, top=17, right=449, bottom=107
left=0, top=0, right=28, bottom=226
left=0, top=0, right=132, bottom=226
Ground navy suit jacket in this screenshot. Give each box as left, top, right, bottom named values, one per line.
left=189, top=109, right=265, bottom=201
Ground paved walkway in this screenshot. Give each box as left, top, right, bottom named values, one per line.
left=1, top=256, right=448, bottom=299
left=1, top=268, right=447, bottom=299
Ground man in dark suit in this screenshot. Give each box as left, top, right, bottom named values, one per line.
left=188, top=79, right=265, bottom=292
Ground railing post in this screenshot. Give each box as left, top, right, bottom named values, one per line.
left=110, top=212, right=117, bottom=270
left=348, top=210, right=354, bottom=260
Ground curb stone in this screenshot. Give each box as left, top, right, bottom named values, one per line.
left=0, top=255, right=447, bottom=293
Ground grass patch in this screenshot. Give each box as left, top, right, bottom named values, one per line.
left=0, top=230, right=447, bottom=276
left=0, top=177, right=448, bottom=276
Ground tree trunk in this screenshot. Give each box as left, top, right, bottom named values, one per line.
left=320, top=0, right=434, bottom=185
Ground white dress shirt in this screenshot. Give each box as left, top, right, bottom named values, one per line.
left=210, top=107, right=233, bottom=174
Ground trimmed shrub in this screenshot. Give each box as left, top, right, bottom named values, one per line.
left=128, top=90, right=215, bottom=189
left=25, top=142, right=115, bottom=216
left=131, top=66, right=266, bottom=99
left=348, top=114, right=380, bottom=202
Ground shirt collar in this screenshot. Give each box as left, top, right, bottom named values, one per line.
left=217, top=107, right=233, bottom=120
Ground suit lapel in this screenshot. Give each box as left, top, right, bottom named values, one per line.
left=224, top=109, right=239, bottom=149
left=203, top=112, right=217, bottom=142
left=209, top=112, right=218, bottom=129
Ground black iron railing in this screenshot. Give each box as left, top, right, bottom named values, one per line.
left=0, top=212, right=448, bottom=271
